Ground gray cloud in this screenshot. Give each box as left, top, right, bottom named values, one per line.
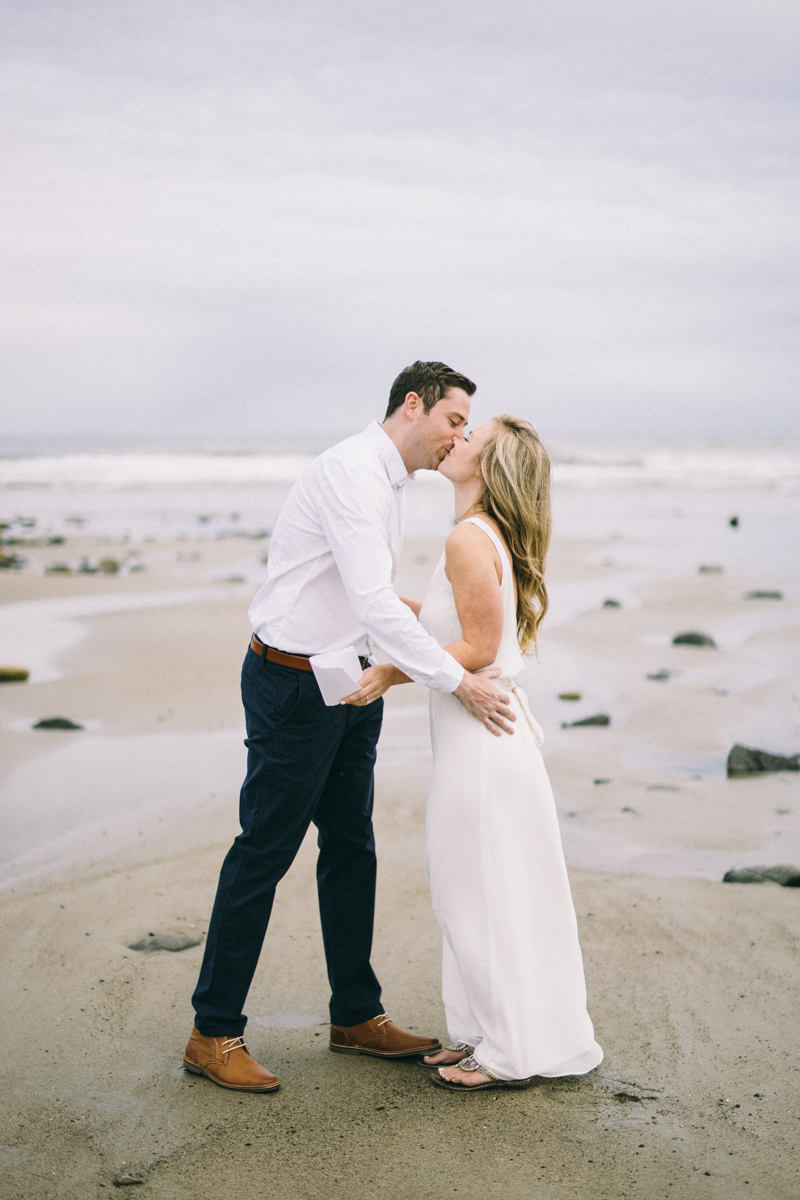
left=1, top=0, right=798, bottom=442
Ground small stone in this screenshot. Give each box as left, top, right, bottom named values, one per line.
left=113, top=1171, right=145, bottom=1187
left=602, top=598, right=621, bottom=608
left=729, top=516, right=739, bottom=527
left=45, top=563, right=72, bottom=574
left=594, top=778, right=611, bottom=785
left=33, top=716, right=84, bottom=730
left=558, top=692, right=582, bottom=701
left=621, top=806, right=637, bottom=813
left=698, top=565, right=724, bottom=574
left=723, top=865, right=800, bottom=886
left=743, top=590, right=783, bottom=600
left=128, top=932, right=203, bottom=953
left=562, top=714, right=610, bottom=728
left=99, top=558, right=120, bottom=574
left=647, top=669, right=672, bottom=680
left=727, top=744, right=800, bottom=778
left=672, top=632, right=716, bottom=647
left=0, top=666, right=29, bottom=683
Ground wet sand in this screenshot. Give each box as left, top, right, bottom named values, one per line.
left=2, top=532, right=800, bottom=1199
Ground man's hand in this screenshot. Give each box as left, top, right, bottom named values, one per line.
left=341, top=663, right=402, bottom=706
left=453, top=669, right=516, bottom=736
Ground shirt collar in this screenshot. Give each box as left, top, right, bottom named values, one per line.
left=363, top=421, right=416, bottom=487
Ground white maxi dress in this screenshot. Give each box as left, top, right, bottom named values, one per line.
left=420, top=517, right=603, bottom=1081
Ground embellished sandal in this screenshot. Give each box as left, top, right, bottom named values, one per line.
left=432, top=1053, right=533, bottom=1092
left=418, top=1042, right=473, bottom=1069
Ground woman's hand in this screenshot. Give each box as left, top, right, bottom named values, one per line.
left=341, top=663, right=406, bottom=706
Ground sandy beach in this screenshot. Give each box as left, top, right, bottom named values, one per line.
left=2, top=518, right=800, bottom=1200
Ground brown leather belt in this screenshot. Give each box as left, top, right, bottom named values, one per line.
left=249, top=635, right=369, bottom=672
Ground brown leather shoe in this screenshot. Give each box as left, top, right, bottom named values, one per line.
left=183, top=1026, right=280, bottom=1092
left=330, top=1014, right=442, bottom=1059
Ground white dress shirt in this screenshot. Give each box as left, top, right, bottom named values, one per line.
left=248, top=422, right=464, bottom=693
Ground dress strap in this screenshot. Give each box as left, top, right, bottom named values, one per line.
left=462, top=517, right=512, bottom=583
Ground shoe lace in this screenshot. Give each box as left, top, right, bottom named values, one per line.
left=376, top=1015, right=392, bottom=1028
left=221, top=1036, right=247, bottom=1054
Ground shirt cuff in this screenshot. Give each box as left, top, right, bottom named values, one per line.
left=428, top=651, right=464, bottom=694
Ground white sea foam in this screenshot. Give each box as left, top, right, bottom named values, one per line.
left=0, top=452, right=314, bottom=488
left=2, top=439, right=800, bottom=491
left=550, top=441, right=800, bottom=491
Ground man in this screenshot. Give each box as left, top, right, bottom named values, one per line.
left=184, top=361, right=516, bottom=1092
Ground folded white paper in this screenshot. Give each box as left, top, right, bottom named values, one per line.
left=309, top=647, right=365, bottom=706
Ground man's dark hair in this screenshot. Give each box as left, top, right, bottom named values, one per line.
left=384, top=361, right=476, bottom=420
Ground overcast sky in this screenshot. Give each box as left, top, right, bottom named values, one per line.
left=1, top=0, right=798, bottom=446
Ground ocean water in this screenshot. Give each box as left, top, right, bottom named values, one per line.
left=2, top=438, right=800, bottom=578
left=2, top=436, right=800, bottom=885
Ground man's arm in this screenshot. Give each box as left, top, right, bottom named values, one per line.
left=322, top=474, right=515, bottom=733
left=315, top=457, right=463, bottom=692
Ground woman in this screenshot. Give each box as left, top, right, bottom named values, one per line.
left=352, top=415, right=602, bottom=1091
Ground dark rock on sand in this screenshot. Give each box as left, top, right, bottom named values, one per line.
left=727, top=744, right=800, bottom=778
left=743, top=590, right=783, bottom=600
left=0, top=666, right=29, bottom=683
left=729, top=515, right=739, bottom=527
left=99, top=558, right=120, bottom=574
left=562, top=714, right=611, bottom=728
left=647, top=669, right=672, bottom=681
left=558, top=691, right=582, bottom=701
left=602, top=598, right=621, bottom=608
left=723, top=865, right=800, bottom=887
left=113, top=1171, right=146, bottom=1186
left=33, top=716, right=84, bottom=730
left=0, top=550, right=25, bottom=569
left=128, top=932, right=202, bottom=953
left=672, top=632, right=716, bottom=647
left=698, top=565, right=724, bottom=574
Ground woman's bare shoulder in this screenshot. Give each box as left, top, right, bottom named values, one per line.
left=448, top=515, right=508, bottom=552
left=445, top=519, right=503, bottom=578
left=445, top=520, right=492, bottom=553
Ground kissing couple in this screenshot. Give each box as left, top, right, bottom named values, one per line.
left=184, top=360, right=602, bottom=1093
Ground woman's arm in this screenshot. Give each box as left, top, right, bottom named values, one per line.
left=442, top=522, right=504, bottom=671
left=343, top=527, right=503, bottom=704
left=398, top=594, right=422, bottom=618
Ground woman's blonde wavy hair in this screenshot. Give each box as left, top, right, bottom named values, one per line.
left=477, top=415, right=551, bottom=655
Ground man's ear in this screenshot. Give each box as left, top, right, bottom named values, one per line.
left=403, top=391, right=423, bottom=418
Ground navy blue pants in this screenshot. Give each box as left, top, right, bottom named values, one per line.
left=192, top=644, right=384, bottom=1036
